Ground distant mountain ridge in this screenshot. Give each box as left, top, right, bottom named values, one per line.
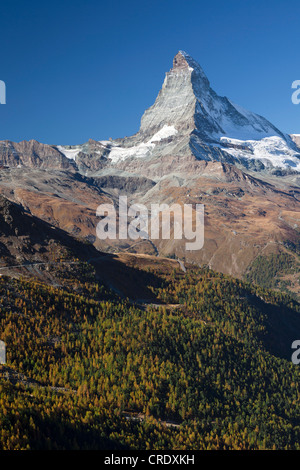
left=0, top=51, right=299, bottom=297
left=61, top=50, right=300, bottom=174
left=0, top=51, right=300, bottom=175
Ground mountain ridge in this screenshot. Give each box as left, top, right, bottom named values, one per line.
left=0, top=50, right=299, bottom=175
left=0, top=51, right=299, bottom=297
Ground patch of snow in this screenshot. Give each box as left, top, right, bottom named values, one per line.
left=99, top=140, right=116, bottom=146
left=219, top=136, right=300, bottom=170
left=108, top=125, right=178, bottom=162
left=218, top=115, right=274, bottom=141
left=57, top=146, right=81, bottom=161
left=148, top=125, right=178, bottom=143
left=109, top=142, right=155, bottom=162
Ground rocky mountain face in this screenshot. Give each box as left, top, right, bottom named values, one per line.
left=0, top=140, right=75, bottom=170
left=0, top=193, right=182, bottom=300
left=0, top=51, right=299, bottom=295
left=1, top=51, right=299, bottom=175
left=0, top=194, right=100, bottom=276
left=56, top=50, right=300, bottom=174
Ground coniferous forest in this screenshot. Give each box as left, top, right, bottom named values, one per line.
left=0, top=262, right=300, bottom=450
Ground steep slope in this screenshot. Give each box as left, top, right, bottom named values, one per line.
left=1, top=51, right=299, bottom=175
left=136, top=159, right=300, bottom=284
left=0, top=140, right=75, bottom=170
left=1, top=265, right=300, bottom=449
left=0, top=51, right=299, bottom=297
left=0, top=193, right=175, bottom=298
left=0, top=167, right=158, bottom=256
left=0, top=159, right=299, bottom=294
left=0, top=194, right=104, bottom=283
left=83, top=50, right=300, bottom=173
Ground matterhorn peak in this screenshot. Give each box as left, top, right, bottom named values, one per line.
left=93, top=50, right=300, bottom=173
left=173, top=50, right=191, bottom=70
left=172, top=50, right=210, bottom=87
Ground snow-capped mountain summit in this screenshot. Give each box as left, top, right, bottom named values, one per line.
left=1, top=51, right=299, bottom=174
left=0, top=51, right=299, bottom=282
left=139, top=50, right=283, bottom=142
left=91, top=50, right=300, bottom=173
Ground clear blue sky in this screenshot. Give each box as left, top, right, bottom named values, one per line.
left=1, top=0, right=300, bottom=144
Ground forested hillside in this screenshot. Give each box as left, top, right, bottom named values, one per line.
left=0, top=264, right=300, bottom=450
